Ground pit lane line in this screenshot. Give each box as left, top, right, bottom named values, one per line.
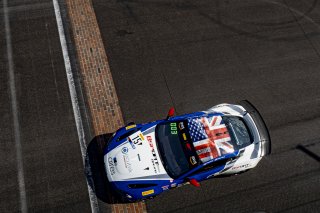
left=53, top=0, right=99, bottom=212
left=3, top=0, right=27, bottom=212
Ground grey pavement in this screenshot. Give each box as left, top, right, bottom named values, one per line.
left=0, top=0, right=91, bottom=212
left=93, top=0, right=320, bottom=212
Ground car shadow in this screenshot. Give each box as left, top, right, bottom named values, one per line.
left=85, top=133, right=128, bottom=204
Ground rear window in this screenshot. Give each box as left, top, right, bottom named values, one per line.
left=222, top=116, right=252, bottom=149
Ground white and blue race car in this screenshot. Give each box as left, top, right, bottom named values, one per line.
left=104, top=100, right=271, bottom=202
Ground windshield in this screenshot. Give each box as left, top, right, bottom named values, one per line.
left=222, top=116, right=253, bottom=149
left=155, top=121, right=199, bottom=178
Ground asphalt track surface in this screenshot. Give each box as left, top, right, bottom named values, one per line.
left=0, top=0, right=91, bottom=212
left=1, top=0, right=320, bottom=213
left=93, top=0, right=320, bottom=212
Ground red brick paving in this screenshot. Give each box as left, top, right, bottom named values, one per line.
left=64, top=0, right=147, bottom=212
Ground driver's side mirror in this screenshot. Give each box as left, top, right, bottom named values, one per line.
left=188, top=178, right=201, bottom=187
left=166, top=107, right=175, bottom=119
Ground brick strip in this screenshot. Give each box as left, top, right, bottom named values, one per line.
left=64, top=0, right=146, bottom=212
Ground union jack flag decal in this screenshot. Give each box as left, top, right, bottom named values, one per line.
left=188, top=116, right=234, bottom=162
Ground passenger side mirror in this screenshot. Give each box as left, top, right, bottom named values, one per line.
left=166, top=107, right=175, bottom=119
left=189, top=178, right=201, bottom=187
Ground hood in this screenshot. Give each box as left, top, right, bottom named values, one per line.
left=188, top=115, right=235, bottom=163
left=105, top=126, right=171, bottom=182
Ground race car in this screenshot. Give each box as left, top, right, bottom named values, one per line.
left=104, top=100, right=271, bottom=202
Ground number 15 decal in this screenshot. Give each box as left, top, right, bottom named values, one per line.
left=129, top=131, right=145, bottom=145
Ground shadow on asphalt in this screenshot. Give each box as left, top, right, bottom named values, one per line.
left=85, top=133, right=128, bottom=204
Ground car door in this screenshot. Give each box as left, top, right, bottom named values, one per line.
left=185, top=157, right=231, bottom=182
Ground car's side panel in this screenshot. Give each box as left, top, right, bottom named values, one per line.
left=220, top=144, right=262, bottom=175
left=111, top=179, right=172, bottom=201
left=179, top=151, right=240, bottom=180
left=187, top=163, right=227, bottom=181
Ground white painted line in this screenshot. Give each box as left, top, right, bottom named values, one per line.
left=3, top=0, right=28, bottom=212
left=52, top=0, right=99, bottom=212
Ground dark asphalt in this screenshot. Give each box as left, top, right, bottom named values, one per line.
left=93, top=0, right=320, bottom=212
left=0, top=0, right=91, bottom=212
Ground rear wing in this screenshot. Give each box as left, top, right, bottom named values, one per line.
left=240, top=100, right=271, bottom=156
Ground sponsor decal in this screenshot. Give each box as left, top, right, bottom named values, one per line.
left=121, top=147, right=128, bottom=154
left=142, top=189, right=154, bottom=196
left=123, top=154, right=133, bottom=172
left=182, top=133, right=187, bottom=141
left=179, top=122, right=185, bottom=130
left=151, top=149, right=160, bottom=174
left=129, top=131, right=144, bottom=146
left=147, top=135, right=160, bottom=174
left=190, top=156, right=197, bottom=165
left=162, top=185, right=169, bottom=191
left=125, top=124, right=136, bottom=130
left=108, top=157, right=115, bottom=175
left=232, top=164, right=250, bottom=170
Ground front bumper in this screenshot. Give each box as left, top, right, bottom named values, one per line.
left=240, top=100, right=271, bottom=156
